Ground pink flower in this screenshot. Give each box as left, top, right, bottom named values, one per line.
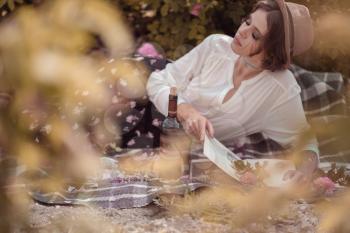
left=190, top=3, right=202, bottom=17
left=313, top=177, right=336, bottom=195
left=136, top=43, right=163, bottom=59
left=239, top=171, right=258, bottom=185
left=127, top=139, right=135, bottom=146
left=129, top=101, right=136, bottom=109
left=147, top=132, right=154, bottom=138
left=126, top=115, right=134, bottom=123
left=152, top=118, right=161, bottom=127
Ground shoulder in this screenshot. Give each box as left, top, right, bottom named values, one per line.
left=204, top=34, right=233, bottom=43
left=261, top=69, right=301, bottom=105
left=200, top=34, right=237, bottom=59
left=267, top=69, right=300, bottom=93
left=202, top=34, right=233, bottom=50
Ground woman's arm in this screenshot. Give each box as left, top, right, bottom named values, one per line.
left=146, top=35, right=216, bottom=116
left=146, top=35, right=219, bottom=141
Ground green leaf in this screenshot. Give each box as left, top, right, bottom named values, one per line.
left=197, top=25, right=206, bottom=34
left=160, top=4, right=169, bottom=16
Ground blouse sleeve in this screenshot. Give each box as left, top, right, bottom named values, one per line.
left=146, top=34, right=216, bottom=116
left=262, top=87, right=320, bottom=160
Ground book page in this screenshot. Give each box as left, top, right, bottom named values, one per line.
left=203, top=134, right=241, bottom=181
left=203, top=134, right=296, bottom=187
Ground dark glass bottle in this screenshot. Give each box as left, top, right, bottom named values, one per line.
left=160, top=87, right=190, bottom=175
left=162, top=87, right=180, bottom=130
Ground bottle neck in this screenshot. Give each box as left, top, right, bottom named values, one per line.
left=168, top=94, right=177, bottom=118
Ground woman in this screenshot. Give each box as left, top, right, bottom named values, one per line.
left=146, top=0, right=318, bottom=183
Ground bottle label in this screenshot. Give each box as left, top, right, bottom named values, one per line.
left=168, top=98, right=177, bottom=118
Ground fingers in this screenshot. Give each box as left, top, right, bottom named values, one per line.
left=206, top=120, right=214, bottom=138
left=199, top=119, right=206, bottom=141
left=185, top=117, right=213, bottom=141
left=192, top=118, right=203, bottom=141
left=184, top=118, right=199, bottom=139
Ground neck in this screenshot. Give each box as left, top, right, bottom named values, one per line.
left=234, top=56, right=264, bottom=81
left=241, top=56, right=263, bottom=70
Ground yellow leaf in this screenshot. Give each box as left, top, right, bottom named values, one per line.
left=8, top=0, right=14, bottom=11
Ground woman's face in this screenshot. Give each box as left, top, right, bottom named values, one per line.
left=231, top=9, right=269, bottom=57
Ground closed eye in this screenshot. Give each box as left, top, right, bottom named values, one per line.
left=252, top=31, right=261, bottom=40
left=242, top=16, right=261, bottom=40
left=242, top=17, right=260, bottom=40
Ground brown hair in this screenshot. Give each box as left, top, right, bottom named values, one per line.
left=251, top=0, right=288, bottom=71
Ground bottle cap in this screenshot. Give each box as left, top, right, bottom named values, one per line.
left=170, top=87, right=177, bottom=96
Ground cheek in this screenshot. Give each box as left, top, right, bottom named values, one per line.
left=248, top=41, right=261, bottom=54
left=231, top=41, right=240, bottom=53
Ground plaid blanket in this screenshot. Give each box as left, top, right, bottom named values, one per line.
left=29, top=56, right=349, bottom=208
left=31, top=177, right=208, bottom=208
left=290, top=65, right=349, bottom=162
left=29, top=150, right=215, bottom=208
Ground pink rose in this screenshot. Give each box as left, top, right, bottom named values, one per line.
left=239, top=171, right=258, bottom=185
left=136, top=43, right=163, bottom=59
left=313, top=177, right=336, bottom=195
left=190, top=3, right=202, bottom=17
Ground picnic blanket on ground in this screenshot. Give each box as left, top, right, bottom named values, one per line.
left=31, top=177, right=208, bottom=208
left=28, top=149, right=218, bottom=208
left=26, top=149, right=350, bottom=208
left=27, top=56, right=350, bottom=208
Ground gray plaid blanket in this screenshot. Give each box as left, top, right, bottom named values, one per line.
left=29, top=58, right=349, bottom=208
left=31, top=177, right=209, bottom=208
left=29, top=150, right=215, bottom=208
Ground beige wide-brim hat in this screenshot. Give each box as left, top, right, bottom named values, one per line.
left=275, top=0, right=314, bottom=66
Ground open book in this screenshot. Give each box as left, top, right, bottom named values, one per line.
left=203, top=134, right=296, bottom=188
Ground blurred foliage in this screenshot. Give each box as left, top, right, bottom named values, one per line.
left=0, top=0, right=137, bottom=231
left=0, top=0, right=24, bottom=11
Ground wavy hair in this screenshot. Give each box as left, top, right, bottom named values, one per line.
left=251, top=0, right=288, bottom=71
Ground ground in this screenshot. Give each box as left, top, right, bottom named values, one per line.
left=28, top=200, right=319, bottom=233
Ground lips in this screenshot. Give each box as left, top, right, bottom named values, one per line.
left=233, top=36, right=242, bottom=47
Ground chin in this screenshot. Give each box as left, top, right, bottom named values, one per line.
left=230, top=42, right=240, bottom=55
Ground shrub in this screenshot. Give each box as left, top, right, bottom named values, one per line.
left=114, top=0, right=350, bottom=80
left=1, top=0, right=350, bottom=78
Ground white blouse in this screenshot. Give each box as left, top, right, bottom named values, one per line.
left=146, top=34, right=319, bottom=156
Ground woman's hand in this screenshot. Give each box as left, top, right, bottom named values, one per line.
left=283, top=150, right=318, bottom=185
left=177, top=103, right=214, bottom=142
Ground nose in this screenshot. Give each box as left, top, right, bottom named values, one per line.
left=238, top=25, right=250, bottom=39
